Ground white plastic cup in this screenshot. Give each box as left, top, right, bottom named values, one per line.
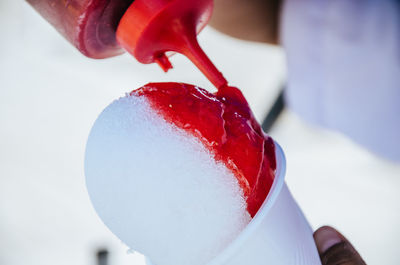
left=146, top=143, right=321, bottom=265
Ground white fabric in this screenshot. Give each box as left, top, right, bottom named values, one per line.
left=281, top=0, right=400, bottom=161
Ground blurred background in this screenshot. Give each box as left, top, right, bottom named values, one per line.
left=1, top=1, right=399, bottom=265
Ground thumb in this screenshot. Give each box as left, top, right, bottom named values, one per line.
left=314, top=226, right=366, bottom=265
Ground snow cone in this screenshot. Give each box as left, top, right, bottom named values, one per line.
left=85, top=83, right=321, bottom=265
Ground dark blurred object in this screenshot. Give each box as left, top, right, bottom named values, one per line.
left=26, top=0, right=133, bottom=58
left=96, top=249, right=109, bottom=265
left=262, top=88, right=285, bottom=133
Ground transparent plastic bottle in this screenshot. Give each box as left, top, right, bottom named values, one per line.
left=27, top=0, right=133, bottom=58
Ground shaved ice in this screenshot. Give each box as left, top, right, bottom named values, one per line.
left=85, top=83, right=276, bottom=265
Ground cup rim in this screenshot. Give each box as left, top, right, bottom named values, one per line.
left=206, top=142, right=287, bottom=265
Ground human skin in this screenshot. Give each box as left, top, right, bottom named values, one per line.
left=209, top=0, right=281, bottom=44
left=314, top=226, right=366, bottom=265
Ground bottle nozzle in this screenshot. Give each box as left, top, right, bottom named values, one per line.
left=116, top=0, right=228, bottom=90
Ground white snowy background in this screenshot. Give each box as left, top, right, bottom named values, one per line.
left=1, top=1, right=399, bottom=265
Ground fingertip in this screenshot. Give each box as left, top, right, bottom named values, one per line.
left=313, top=226, right=343, bottom=254
left=314, top=226, right=367, bottom=265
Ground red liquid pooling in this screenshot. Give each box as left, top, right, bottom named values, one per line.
left=133, top=83, right=276, bottom=217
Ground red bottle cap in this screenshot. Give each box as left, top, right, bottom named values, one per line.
left=116, top=0, right=228, bottom=89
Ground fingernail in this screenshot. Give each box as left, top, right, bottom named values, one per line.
left=314, top=226, right=343, bottom=254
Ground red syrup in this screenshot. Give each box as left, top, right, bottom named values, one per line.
left=133, top=83, right=276, bottom=217
left=117, top=0, right=276, bottom=217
